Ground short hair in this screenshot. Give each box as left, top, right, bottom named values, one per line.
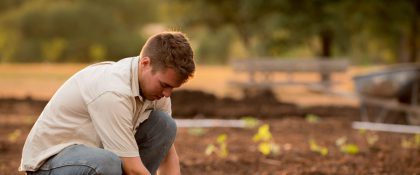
left=140, top=31, right=195, bottom=82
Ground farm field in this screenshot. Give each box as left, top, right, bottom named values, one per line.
left=0, top=99, right=419, bottom=175
left=0, top=64, right=418, bottom=174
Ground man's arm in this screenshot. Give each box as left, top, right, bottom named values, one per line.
left=121, top=157, right=150, bottom=175
left=157, top=144, right=180, bottom=175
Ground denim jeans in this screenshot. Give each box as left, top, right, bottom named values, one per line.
left=27, top=110, right=177, bottom=175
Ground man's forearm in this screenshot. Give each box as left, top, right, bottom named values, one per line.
left=157, top=145, right=180, bottom=175
left=121, top=157, right=151, bottom=175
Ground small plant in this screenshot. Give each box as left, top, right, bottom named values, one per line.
left=309, top=139, right=328, bottom=156
left=358, top=130, right=379, bottom=148
left=23, top=115, right=36, bottom=125
left=415, top=134, right=420, bottom=146
left=305, top=114, right=320, bottom=123
left=335, top=136, right=359, bottom=155
left=205, top=134, right=228, bottom=158
left=187, top=127, right=206, bottom=136
left=366, top=133, right=379, bottom=146
left=7, top=129, right=22, bottom=143
left=241, top=116, right=260, bottom=128
left=401, top=134, right=420, bottom=149
left=253, top=124, right=280, bottom=156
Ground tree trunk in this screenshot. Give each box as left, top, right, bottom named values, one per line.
left=408, top=0, right=420, bottom=62
left=409, top=21, right=418, bottom=62
left=320, top=30, right=333, bottom=58
left=319, top=29, right=333, bottom=86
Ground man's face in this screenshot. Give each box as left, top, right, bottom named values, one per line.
left=138, top=57, right=183, bottom=101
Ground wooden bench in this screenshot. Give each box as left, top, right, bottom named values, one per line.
left=229, top=59, right=349, bottom=91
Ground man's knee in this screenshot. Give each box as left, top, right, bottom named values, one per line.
left=149, top=110, right=177, bottom=138
left=136, top=110, right=177, bottom=144
left=93, top=149, right=122, bottom=175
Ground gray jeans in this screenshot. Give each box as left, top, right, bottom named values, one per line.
left=27, top=110, right=177, bottom=175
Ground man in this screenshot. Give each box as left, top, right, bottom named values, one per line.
left=19, top=31, right=195, bottom=175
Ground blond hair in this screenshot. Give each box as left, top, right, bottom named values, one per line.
left=140, top=31, right=195, bottom=82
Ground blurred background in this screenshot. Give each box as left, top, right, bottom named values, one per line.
left=0, top=0, right=418, bottom=64
left=0, top=0, right=418, bottom=101
left=1, top=1, right=420, bottom=174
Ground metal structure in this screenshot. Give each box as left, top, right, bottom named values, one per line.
left=353, top=64, right=420, bottom=125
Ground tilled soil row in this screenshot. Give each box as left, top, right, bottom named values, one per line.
left=0, top=90, right=359, bottom=119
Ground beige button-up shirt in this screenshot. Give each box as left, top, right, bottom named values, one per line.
left=19, top=56, right=171, bottom=171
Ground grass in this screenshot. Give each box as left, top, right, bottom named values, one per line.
left=0, top=63, right=86, bottom=99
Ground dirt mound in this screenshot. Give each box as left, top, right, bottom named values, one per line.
left=0, top=96, right=46, bottom=115
left=0, top=90, right=360, bottom=119
left=171, top=90, right=359, bottom=119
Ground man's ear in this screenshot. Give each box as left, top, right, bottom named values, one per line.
left=140, top=57, right=150, bottom=67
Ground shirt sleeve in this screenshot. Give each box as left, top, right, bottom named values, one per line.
left=155, top=97, right=172, bottom=116
left=87, top=92, right=139, bottom=157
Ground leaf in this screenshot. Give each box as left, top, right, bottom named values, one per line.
left=241, top=116, right=259, bottom=128
left=309, top=139, right=319, bottom=151
left=258, top=142, right=271, bottom=155
left=414, top=134, right=420, bottom=147
left=340, top=144, right=359, bottom=155
left=216, top=134, right=227, bottom=144
left=219, top=143, right=228, bottom=158
left=270, top=142, right=281, bottom=156
left=309, top=139, right=328, bottom=156
left=305, top=114, right=320, bottom=123
left=366, top=134, right=379, bottom=146
left=320, top=147, right=329, bottom=156
left=205, top=144, right=216, bottom=156
left=187, top=127, right=206, bottom=136
left=401, top=138, right=413, bottom=149
left=335, top=136, right=347, bottom=146
left=7, top=129, right=21, bottom=143
left=253, top=124, right=272, bottom=142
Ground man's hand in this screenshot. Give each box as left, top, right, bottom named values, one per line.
left=120, top=156, right=150, bottom=175
left=157, top=145, right=180, bottom=175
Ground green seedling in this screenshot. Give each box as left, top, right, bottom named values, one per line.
left=309, top=139, right=328, bottom=156
left=415, top=134, right=420, bottom=146
left=253, top=124, right=280, bottom=156
left=335, top=136, right=359, bottom=155
left=401, top=134, right=420, bottom=149
left=23, top=115, right=36, bottom=125
left=187, top=127, right=206, bottom=136
left=241, top=116, right=259, bottom=128
left=358, top=130, right=379, bottom=147
left=401, top=137, right=412, bottom=149
left=335, top=136, right=347, bottom=146
left=340, top=144, right=359, bottom=155
left=258, top=141, right=280, bottom=156
left=253, top=124, right=272, bottom=142
left=305, top=114, right=320, bottom=123
left=205, top=134, right=228, bottom=158
left=8, top=129, right=22, bottom=143
left=366, top=133, right=379, bottom=146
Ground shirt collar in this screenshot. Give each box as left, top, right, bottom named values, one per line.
left=131, top=56, right=143, bottom=101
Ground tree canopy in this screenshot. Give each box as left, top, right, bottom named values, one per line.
left=0, top=0, right=418, bottom=63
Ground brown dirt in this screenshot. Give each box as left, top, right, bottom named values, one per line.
left=0, top=90, right=419, bottom=175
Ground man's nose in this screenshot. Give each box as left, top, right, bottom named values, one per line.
left=162, top=88, right=172, bottom=97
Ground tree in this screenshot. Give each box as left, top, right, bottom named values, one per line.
left=340, top=0, right=419, bottom=63
left=0, top=0, right=156, bottom=62
left=165, top=0, right=280, bottom=57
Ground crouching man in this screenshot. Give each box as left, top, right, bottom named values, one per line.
left=19, top=31, right=195, bottom=175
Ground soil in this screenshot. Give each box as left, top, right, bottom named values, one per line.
left=0, top=90, right=419, bottom=175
